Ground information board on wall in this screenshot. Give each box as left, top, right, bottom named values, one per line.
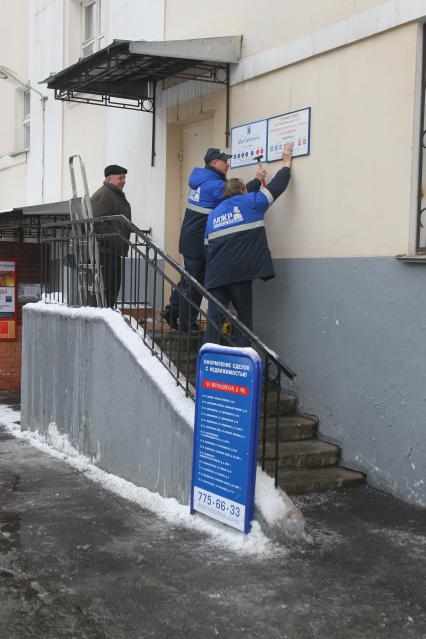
left=190, top=344, right=263, bottom=533
left=230, top=119, right=267, bottom=168
left=267, top=107, right=311, bottom=161
left=0, top=260, right=16, bottom=340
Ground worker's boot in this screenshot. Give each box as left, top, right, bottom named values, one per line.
left=161, top=304, right=178, bottom=329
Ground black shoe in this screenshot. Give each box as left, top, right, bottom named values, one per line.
left=161, top=305, right=178, bottom=329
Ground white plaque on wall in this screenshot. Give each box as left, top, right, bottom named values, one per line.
left=230, top=119, right=268, bottom=168
left=267, top=107, right=311, bottom=161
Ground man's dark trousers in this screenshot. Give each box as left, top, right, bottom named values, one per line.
left=204, top=280, right=253, bottom=347
left=178, top=256, right=205, bottom=331
left=100, top=251, right=122, bottom=308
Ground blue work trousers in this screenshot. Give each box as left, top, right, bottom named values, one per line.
left=204, top=280, right=253, bottom=347
left=177, top=256, right=205, bottom=330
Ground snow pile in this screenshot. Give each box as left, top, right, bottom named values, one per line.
left=42, top=292, right=66, bottom=304
left=255, top=468, right=304, bottom=538
left=1, top=405, right=286, bottom=557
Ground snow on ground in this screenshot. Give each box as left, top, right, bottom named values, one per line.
left=0, top=404, right=286, bottom=558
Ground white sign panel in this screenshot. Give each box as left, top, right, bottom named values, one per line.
left=267, top=107, right=311, bottom=161
left=0, top=288, right=14, bottom=315
left=0, top=260, right=16, bottom=319
left=230, top=119, right=267, bottom=168
left=18, top=283, right=42, bottom=303
left=193, top=487, right=246, bottom=531
left=0, top=261, right=15, bottom=272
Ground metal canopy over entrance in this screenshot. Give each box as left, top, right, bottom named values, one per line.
left=45, top=36, right=242, bottom=165
left=0, top=202, right=70, bottom=242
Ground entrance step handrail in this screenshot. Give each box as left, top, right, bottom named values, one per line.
left=42, top=214, right=296, bottom=381
left=41, top=214, right=297, bottom=487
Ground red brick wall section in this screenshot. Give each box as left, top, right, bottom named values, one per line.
left=0, top=243, right=41, bottom=391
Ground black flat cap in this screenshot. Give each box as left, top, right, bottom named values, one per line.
left=104, top=164, right=128, bottom=177
left=204, top=148, right=232, bottom=164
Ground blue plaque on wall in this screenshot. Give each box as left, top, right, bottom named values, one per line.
left=190, top=344, right=263, bottom=534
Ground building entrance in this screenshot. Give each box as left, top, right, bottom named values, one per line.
left=165, top=116, right=214, bottom=263
left=180, top=118, right=214, bottom=228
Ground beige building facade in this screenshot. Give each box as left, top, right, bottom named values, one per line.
left=162, top=2, right=423, bottom=261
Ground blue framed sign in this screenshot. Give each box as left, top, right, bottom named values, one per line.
left=267, top=107, right=311, bottom=161
left=190, top=344, right=263, bottom=533
left=230, top=118, right=268, bottom=169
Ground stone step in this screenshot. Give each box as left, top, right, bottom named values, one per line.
left=148, top=331, right=204, bottom=351
left=155, top=350, right=198, bottom=377
left=170, top=354, right=198, bottom=375
left=261, top=390, right=298, bottom=417
left=261, top=439, right=340, bottom=470
left=172, top=353, right=198, bottom=366
left=147, top=320, right=205, bottom=333
left=259, top=415, right=318, bottom=442
left=278, top=466, right=366, bottom=495
left=122, top=307, right=159, bottom=322
left=147, top=320, right=178, bottom=332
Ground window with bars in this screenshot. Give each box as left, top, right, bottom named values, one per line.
left=81, top=0, right=104, bottom=58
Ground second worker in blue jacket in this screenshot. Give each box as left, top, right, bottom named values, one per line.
left=169, top=147, right=266, bottom=331
left=203, top=143, right=293, bottom=346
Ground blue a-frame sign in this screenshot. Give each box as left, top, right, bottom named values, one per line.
left=190, top=344, right=263, bottom=534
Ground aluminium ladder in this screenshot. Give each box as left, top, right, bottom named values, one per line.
left=68, top=155, right=105, bottom=307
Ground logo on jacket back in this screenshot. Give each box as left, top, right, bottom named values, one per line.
left=213, top=206, right=243, bottom=229
left=188, top=187, right=200, bottom=203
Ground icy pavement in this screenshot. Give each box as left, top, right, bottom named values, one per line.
left=0, top=404, right=280, bottom=558
left=1, top=422, right=426, bottom=637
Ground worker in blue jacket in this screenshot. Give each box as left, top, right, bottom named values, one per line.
left=203, top=143, right=293, bottom=346
left=164, top=147, right=266, bottom=331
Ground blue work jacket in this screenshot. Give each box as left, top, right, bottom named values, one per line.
left=179, top=166, right=260, bottom=260
left=204, top=167, right=291, bottom=289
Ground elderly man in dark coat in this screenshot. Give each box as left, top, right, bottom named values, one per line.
left=91, top=164, right=132, bottom=307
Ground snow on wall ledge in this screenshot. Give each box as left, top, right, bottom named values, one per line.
left=21, top=302, right=304, bottom=537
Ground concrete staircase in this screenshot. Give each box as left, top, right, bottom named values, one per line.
left=258, top=387, right=364, bottom=494
left=127, top=308, right=364, bottom=495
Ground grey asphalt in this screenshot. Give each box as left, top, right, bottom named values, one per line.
left=1, top=406, right=425, bottom=638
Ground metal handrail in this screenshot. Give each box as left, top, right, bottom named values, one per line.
left=42, top=215, right=296, bottom=380
left=41, top=215, right=298, bottom=487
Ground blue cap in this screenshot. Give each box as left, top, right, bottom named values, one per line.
left=204, top=148, right=232, bottom=164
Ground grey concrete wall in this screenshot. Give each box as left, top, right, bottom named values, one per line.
left=21, top=305, right=193, bottom=503
left=253, top=256, right=426, bottom=507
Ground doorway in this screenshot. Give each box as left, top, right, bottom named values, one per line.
left=180, top=118, right=214, bottom=226
left=165, top=116, right=214, bottom=263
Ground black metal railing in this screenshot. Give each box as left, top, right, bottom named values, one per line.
left=41, top=215, right=297, bottom=486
